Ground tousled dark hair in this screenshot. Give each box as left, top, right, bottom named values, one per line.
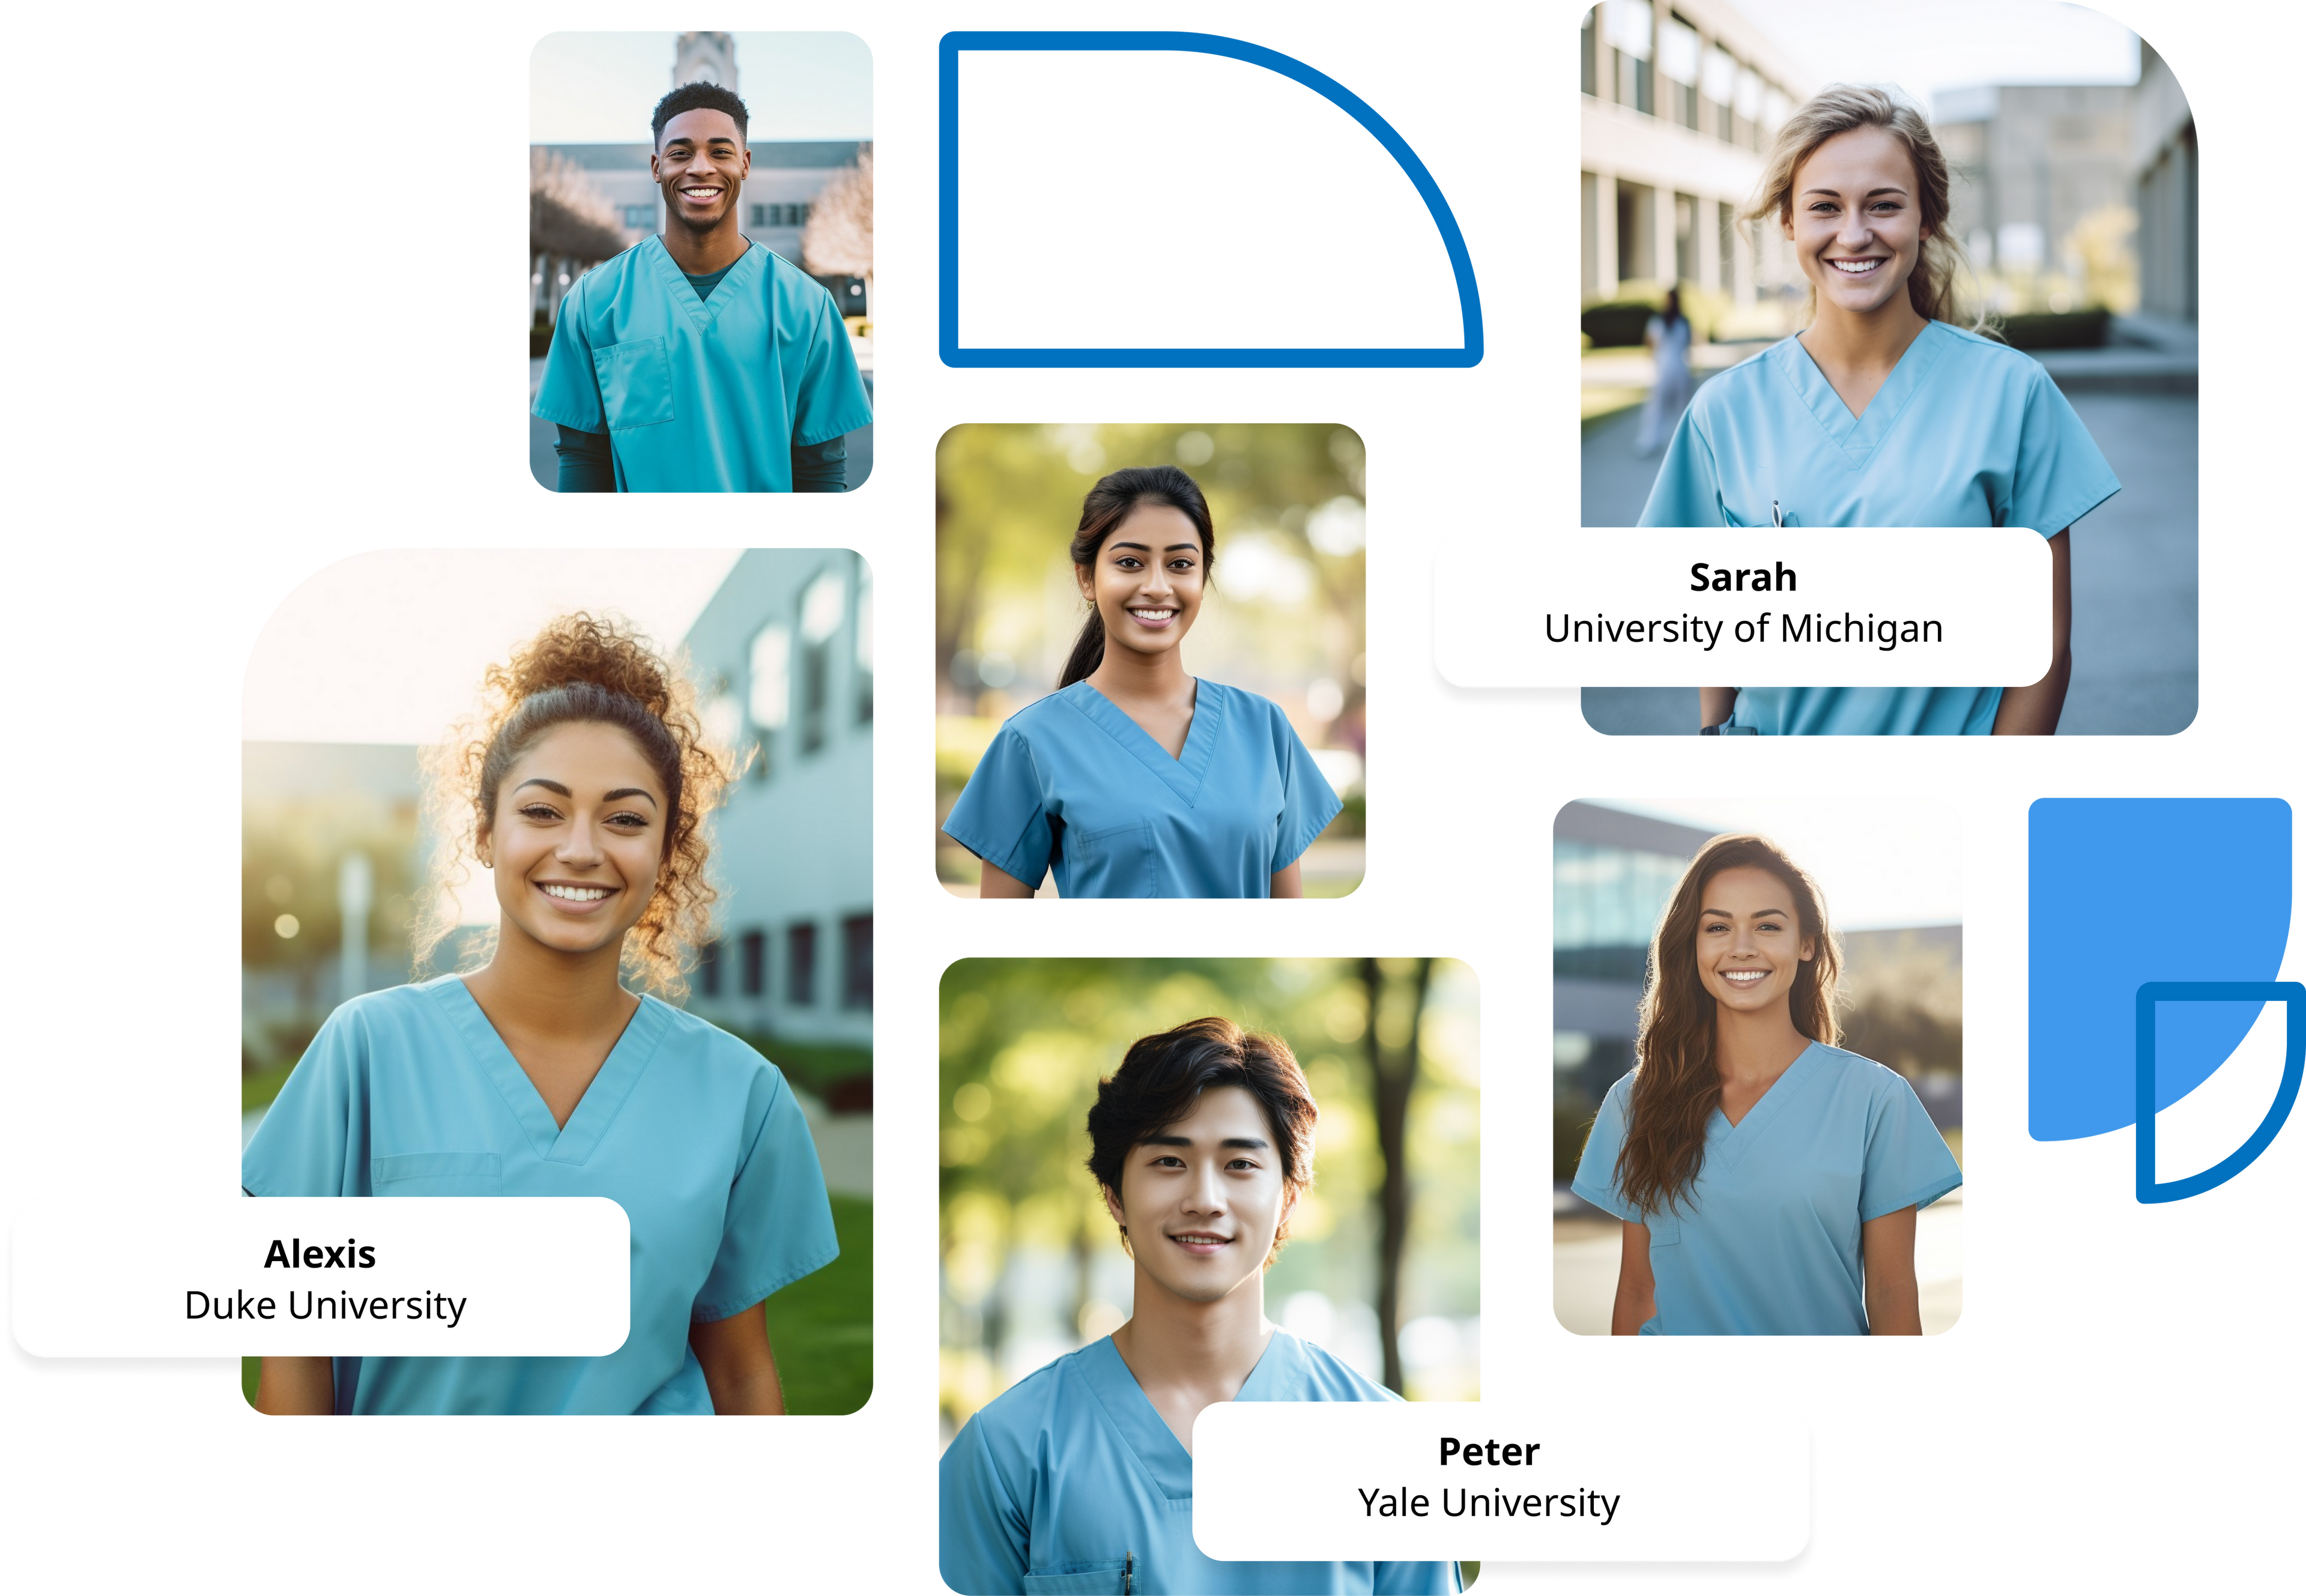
left=1086, top=1017, right=1316, bottom=1266
left=1059, top=466, right=1215, bottom=689
left=652, top=82, right=749, bottom=147
left=414, top=613, right=734, bottom=997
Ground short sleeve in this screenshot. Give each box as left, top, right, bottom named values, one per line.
left=1569, top=1075, right=1637, bottom=1221
left=531, top=276, right=607, bottom=434
left=692, top=1066, right=839, bottom=1322
left=790, top=290, right=874, bottom=449
left=942, top=722, right=1056, bottom=888
left=2006, top=368, right=2120, bottom=537
left=241, top=1008, right=369, bottom=1198
left=1636, top=407, right=1724, bottom=527
left=1858, top=1073, right=1963, bottom=1221
left=938, top=1418, right=1030, bottom=1595
left=1270, top=710, right=1343, bottom=872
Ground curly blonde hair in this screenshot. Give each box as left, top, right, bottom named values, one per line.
left=1742, top=83, right=1989, bottom=333
left=413, top=613, right=734, bottom=997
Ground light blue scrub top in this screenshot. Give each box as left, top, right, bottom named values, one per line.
left=531, top=236, right=873, bottom=492
left=1572, top=1043, right=1961, bottom=1335
left=939, top=1331, right=1459, bottom=1595
left=943, top=680, right=1342, bottom=898
left=1640, top=321, right=2120, bottom=734
left=241, top=977, right=838, bottom=1414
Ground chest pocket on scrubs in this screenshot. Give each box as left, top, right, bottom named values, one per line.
left=1021, top=1561, right=1130, bottom=1594
left=1644, top=1214, right=1683, bottom=1248
left=592, top=338, right=676, bottom=431
left=372, top=1153, right=501, bottom=1195
left=1077, top=820, right=1158, bottom=895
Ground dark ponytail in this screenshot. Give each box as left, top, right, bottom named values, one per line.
left=1059, top=465, right=1216, bottom=688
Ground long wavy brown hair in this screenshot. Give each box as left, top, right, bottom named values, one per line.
left=413, top=612, right=736, bottom=998
left=1614, top=835, right=1843, bottom=1216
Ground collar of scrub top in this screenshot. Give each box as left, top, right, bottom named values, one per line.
left=1075, top=1330, right=1303, bottom=1501
left=1700, top=1039, right=1828, bottom=1179
left=1775, top=319, right=1952, bottom=469
left=641, top=234, right=767, bottom=333
left=429, top=976, right=670, bottom=1164
left=1059, top=679, right=1226, bottom=808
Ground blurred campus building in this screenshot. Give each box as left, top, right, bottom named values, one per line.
left=1581, top=6, right=2197, bottom=331
left=1553, top=802, right=1962, bottom=1193
left=530, top=32, right=870, bottom=327
left=241, top=551, right=873, bottom=1083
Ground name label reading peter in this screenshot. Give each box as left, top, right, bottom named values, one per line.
left=1354, top=1437, right=1621, bottom=1525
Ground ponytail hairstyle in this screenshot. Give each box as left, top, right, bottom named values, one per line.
left=1058, top=465, right=1216, bottom=689
left=1614, top=835, right=1843, bottom=1216
left=414, top=612, right=736, bottom=998
left=1741, top=82, right=1988, bottom=333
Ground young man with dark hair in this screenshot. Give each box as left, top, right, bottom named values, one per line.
left=533, top=82, right=872, bottom=492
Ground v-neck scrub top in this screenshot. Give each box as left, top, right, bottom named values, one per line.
left=531, top=237, right=874, bottom=492
left=939, top=1331, right=1459, bottom=1594
left=241, top=977, right=839, bottom=1413
left=1571, top=1043, right=1961, bottom=1335
left=942, top=680, right=1342, bottom=898
left=1639, top=321, right=2120, bottom=734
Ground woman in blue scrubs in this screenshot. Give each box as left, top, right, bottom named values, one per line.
left=244, top=614, right=838, bottom=1413
left=1642, top=85, right=2119, bottom=734
left=1572, top=835, right=1960, bottom=1335
left=942, top=467, right=1341, bottom=898
left=940, top=1018, right=1458, bottom=1593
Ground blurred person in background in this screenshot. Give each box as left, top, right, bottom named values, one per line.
left=1635, top=287, right=1693, bottom=454
left=942, top=467, right=1339, bottom=898
left=1641, top=85, right=2117, bottom=735
left=940, top=1017, right=1458, bottom=1594
left=1572, top=835, right=1959, bottom=1334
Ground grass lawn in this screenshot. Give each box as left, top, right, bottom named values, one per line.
left=241, top=1192, right=872, bottom=1413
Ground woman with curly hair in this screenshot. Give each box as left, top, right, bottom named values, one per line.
left=244, top=614, right=837, bottom=1413
left=1571, top=835, right=1959, bottom=1335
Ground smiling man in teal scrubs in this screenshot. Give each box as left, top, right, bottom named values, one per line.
left=533, top=82, right=873, bottom=492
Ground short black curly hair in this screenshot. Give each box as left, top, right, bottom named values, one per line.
left=652, top=82, right=749, bottom=147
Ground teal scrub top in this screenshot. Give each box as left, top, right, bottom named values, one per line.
left=241, top=977, right=838, bottom=1413
left=939, top=1331, right=1460, bottom=1594
left=942, top=680, right=1342, bottom=898
left=531, top=237, right=873, bottom=492
left=1639, top=320, right=2120, bottom=734
left=1571, top=1042, right=1961, bottom=1335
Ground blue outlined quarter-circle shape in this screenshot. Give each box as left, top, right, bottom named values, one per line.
left=939, top=31, right=1483, bottom=369
left=2029, top=798, right=2293, bottom=1140
left=2135, top=983, right=2306, bottom=1202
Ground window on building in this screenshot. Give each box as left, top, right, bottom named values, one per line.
left=622, top=204, right=655, bottom=229
left=855, top=560, right=874, bottom=725
left=740, top=929, right=767, bottom=997
left=749, top=621, right=790, bottom=777
left=748, top=203, right=767, bottom=227
left=1605, top=0, right=1654, bottom=115
left=1554, top=837, right=1691, bottom=982
left=798, top=567, right=846, bottom=755
left=1581, top=9, right=1598, bottom=97
left=1702, top=47, right=1737, bottom=142
left=1660, top=14, right=1700, bottom=129
left=841, top=914, right=872, bottom=1009
left=698, top=937, right=722, bottom=999
left=788, top=922, right=819, bottom=1007
left=1717, top=198, right=1737, bottom=292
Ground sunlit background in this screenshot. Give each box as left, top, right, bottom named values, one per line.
left=935, top=423, right=1368, bottom=895
left=939, top=959, right=1478, bottom=1446
left=1553, top=799, right=1963, bottom=1335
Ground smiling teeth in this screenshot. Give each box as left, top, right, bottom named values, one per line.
left=1830, top=259, right=1881, bottom=274
left=542, top=884, right=610, bottom=901
left=1131, top=609, right=1176, bottom=620
left=1720, top=970, right=1768, bottom=983
left=1172, top=1233, right=1228, bottom=1244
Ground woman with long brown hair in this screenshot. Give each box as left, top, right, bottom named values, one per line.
left=1572, top=835, right=1959, bottom=1334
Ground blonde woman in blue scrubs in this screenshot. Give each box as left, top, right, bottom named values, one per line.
left=1642, top=85, right=2120, bottom=735
left=1573, top=835, right=1960, bottom=1334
